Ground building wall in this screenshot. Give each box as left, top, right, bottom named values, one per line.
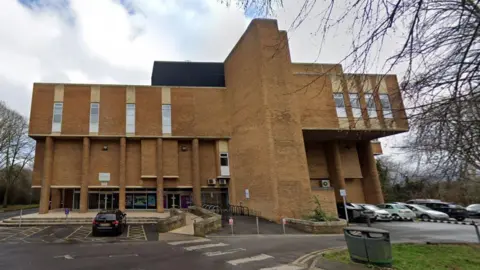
left=29, top=84, right=54, bottom=134
left=126, top=140, right=141, bottom=187
left=199, top=140, right=217, bottom=186
left=99, top=87, right=126, bottom=136
left=136, top=86, right=163, bottom=135
left=305, top=142, right=329, bottom=179
left=32, top=141, right=45, bottom=187
left=311, top=189, right=338, bottom=217
left=52, top=140, right=82, bottom=186
left=178, top=140, right=192, bottom=186
left=345, top=178, right=365, bottom=203
left=89, top=140, right=120, bottom=186
left=62, top=85, right=90, bottom=135
left=141, top=139, right=157, bottom=176
left=339, top=142, right=363, bottom=179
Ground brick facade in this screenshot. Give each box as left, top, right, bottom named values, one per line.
left=30, top=19, right=407, bottom=220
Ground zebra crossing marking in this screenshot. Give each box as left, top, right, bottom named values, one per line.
left=203, top=248, right=246, bottom=257
left=226, top=254, right=274, bottom=266
left=184, top=243, right=229, bottom=251
left=167, top=238, right=211, bottom=245
left=259, top=265, right=304, bottom=270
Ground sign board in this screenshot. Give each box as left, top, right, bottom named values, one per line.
left=229, top=218, right=234, bottom=225
left=339, top=189, right=347, bottom=197
left=101, top=182, right=108, bottom=186
left=65, top=208, right=69, bottom=216
left=282, top=218, right=287, bottom=225
left=245, top=189, right=250, bottom=199
left=99, top=173, right=110, bottom=182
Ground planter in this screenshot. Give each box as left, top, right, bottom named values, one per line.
left=285, top=218, right=347, bottom=234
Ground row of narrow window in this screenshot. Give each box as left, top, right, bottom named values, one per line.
left=51, top=103, right=172, bottom=134
left=333, top=93, right=393, bottom=119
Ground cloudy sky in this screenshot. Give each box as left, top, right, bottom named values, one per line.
left=0, top=0, right=404, bottom=152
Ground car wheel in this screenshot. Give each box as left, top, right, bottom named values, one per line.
left=455, top=217, right=465, bottom=221
left=392, top=214, right=400, bottom=220
left=420, top=214, right=430, bottom=220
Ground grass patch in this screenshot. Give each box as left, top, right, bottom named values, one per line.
left=0, top=204, right=39, bottom=212
left=323, top=243, right=480, bottom=270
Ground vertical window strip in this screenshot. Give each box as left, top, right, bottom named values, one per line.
left=126, top=103, right=135, bottom=133
left=379, top=94, right=393, bottom=118
left=333, top=93, right=347, bottom=118
left=89, top=103, right=99, bottom=133
left=52, top=102, right=63, bottom=132
left=364, top=93, right=377, bottom=118
left=348, top=93, right=362, bottom=118
left=162, top=104, right=172, bottom=134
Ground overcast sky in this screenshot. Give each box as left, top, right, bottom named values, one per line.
left=0, top=0, right=405, bottom=153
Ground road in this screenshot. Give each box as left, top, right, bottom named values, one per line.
left=0, top=208, right=38, bottom=221
left=0, top=219, right=478, bottom=269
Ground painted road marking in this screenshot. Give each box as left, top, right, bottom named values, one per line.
left=108, top=254, right=138, bottom=258
left=54, top=255, right=74, bottom=260
left=65, top=226, right=84, bottom=239
left=1, top=227, right=48, bottom=241
left=203, top=248, right=246, bottom=257
left=259, top=265, right=304, bottom=270
left=168, top=238, right=211, bottom=245
left=227, top=254, right=274, bottom=266
left=184, top=243, right=229, bottom=251
left=128, top=225, right=147, bottom=241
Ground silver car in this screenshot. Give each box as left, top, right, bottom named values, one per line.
left=405, top=204, right=449, bottom=220
left=359, top=204, right=392, bottom=221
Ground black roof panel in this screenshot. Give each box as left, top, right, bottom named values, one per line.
left=151, top=61, right=225, bottom=87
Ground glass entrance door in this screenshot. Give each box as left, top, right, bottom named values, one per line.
left=166, top=194, right=180, bottom=209
left=99, top=193, right=113, bottom=210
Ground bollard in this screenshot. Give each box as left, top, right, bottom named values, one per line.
left=472, top=221, right=480, bottom=243
left=19, top=209, right=23, bottom=227
left=229, top=217, right=234, bottom=236
left=366, top=216, right=371, bottom=227
left=282, top=218, right=286, bottom=235
left=256, top=216, right=259, bottom=235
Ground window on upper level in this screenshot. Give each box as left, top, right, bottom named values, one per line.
left=52, top=102, right=63, bottom=132
left=162, top=104, right=172, bottom=134
left=379, top=94, right=393, bottom=118
left=348, top=93, right=362, bottom=118
left=89, top=103, right=99, bottom=133
left=364, top=93, right=377, bottom=118
left=126, top=104, right=135, bottom=133
left=333, top=93, right=347, bottom=118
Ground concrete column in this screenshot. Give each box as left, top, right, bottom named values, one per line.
left=357, top=141, right=384, bottom=204
left=80, top=137, right=90, bottom=213
left=50, top=189, right=61, bottom=209
left=39, top=137, right=53, bottom=214
left=119, top=138, right=126, bottom=211
left=156, top=138, right=164, bottom=213
left=325, top=141, right=346, bottom=202
left=191, top=139, right=201, bottom=206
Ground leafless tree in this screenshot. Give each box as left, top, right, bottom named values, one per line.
left=0, top=102, right=34, bottom=207
left=224, top=0, right=480, bottom=176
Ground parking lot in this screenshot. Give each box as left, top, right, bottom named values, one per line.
left=0, top=224, right=159, bottom=244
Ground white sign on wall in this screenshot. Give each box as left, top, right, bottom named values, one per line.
left=339, top=189, right=347, bottom=197
left=99, top=173, right=110, bottom=182
left=245, top=189, right=250, bottom=199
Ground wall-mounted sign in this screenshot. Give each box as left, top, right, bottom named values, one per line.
left=245, top=189, right=250, bottom=199
left=99, top=173, right=110, bottom=182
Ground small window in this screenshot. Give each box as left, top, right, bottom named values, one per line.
left=333, top=93, right=347, bottom=117
left=364, top=93, right=377, bottom=118
left=89, top=103, right=99, bottom=133
left=348, top=93, right=361, bottom=118
left=220, top=153, right=229, bottom=166
left=126, top=104, right=135, bottom=133
left=385, top=204, right=393, bottom=209
left=379, top=94, right=393, bottom=118
left=162, top=104, right=172, bottom=134
left=52, top=102, right=63, bottom=132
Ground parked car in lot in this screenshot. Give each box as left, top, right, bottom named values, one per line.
left=377, top=203, right=416, bottom=221
left=405, top=204, right=449, bottom=220
left=92, top=210, right=127, bottom=236
left=406, top=199, right=468, bottom=221
left=466, top=204, right=480, bottom=218
left=358, top=204, right=392, bottom=221
left=337, top=203, right=375, bottom=223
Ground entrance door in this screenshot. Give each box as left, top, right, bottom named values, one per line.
left=99, top=193, right=113, bottom=210
left=166, top=194, right=180, bottom=209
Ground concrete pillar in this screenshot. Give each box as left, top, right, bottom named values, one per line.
left=156, top=138, right=164, bottom=213
left=39, top=137, right=53, bottom=214
left=119, top=137, right=126, bottom=211
left=325, top=141, right=346, bottom=202
left=50, top=189, right=61, bottom=209
left=357, top=141, right=384, bottom=204
left=191, top=139, right=201, bottom=206
left=80, top=137, right=90, bottom=213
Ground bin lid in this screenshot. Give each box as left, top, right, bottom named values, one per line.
left=344, top=226, right=389, bottom=234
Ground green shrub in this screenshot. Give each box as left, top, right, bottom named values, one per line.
left=304, top=196, right=338, bottom=222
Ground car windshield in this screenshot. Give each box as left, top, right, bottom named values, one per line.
left=363, top=205, right=380, bottom=210
left=394, top=204, right=407, bottom=209
left=95, top=214, right=116, bottom=220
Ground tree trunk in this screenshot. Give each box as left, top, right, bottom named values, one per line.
left=2, top=186, right=8, bottom=208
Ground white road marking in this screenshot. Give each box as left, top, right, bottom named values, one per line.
left=127, top=225, right=131, bottom=238
left=184, top=243, right=229, bottom=251
left=259, top=265, right=304, bottom=270
left=168, top=238, right=211, bottom=245
left=54, top=255, right=74, bottom=260
left=203, top=248, right=246, bottom=257
left=65, top=226, right=83, bottom=239
left=227, top=254, right=274, bottom=266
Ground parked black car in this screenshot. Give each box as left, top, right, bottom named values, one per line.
left=466, top=204, right=480, bottom=218
left=92, top=210, right=127, bottom=236
left=406, top=199, right=468, bottom=221
left=337, top=203, right=375, bottom=223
